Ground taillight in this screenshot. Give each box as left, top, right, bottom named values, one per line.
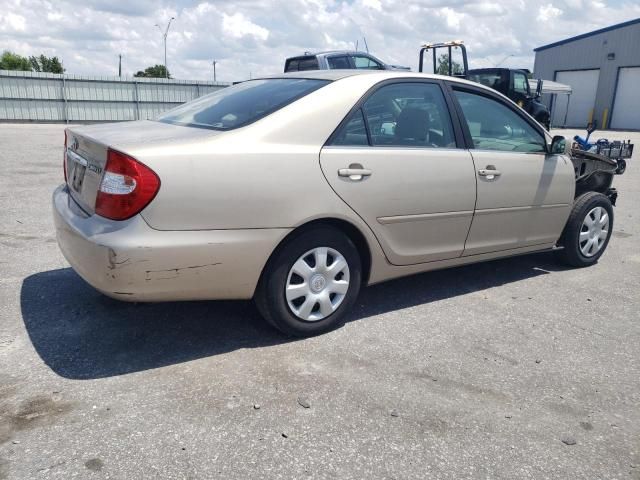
left=95, top=149, right=160, bottom=221
left=63, top=130, right=68, bottom=182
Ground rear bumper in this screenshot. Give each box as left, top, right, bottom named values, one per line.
left=52, top=185, right=290, bottom=301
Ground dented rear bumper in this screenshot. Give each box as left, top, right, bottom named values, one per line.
left=52, top=185, right=290, bottom=301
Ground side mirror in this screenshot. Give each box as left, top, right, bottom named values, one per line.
left=551, top=135, right=568, bottom=154
left=380, top=122, right=396, bottom=136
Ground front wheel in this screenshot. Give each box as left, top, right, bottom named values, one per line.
left=255, top=226, right=362, bottom=337
left=556, top=192, right=613, bottom=267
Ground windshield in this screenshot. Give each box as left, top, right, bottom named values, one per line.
left=157, top=78, right=330, bottom=130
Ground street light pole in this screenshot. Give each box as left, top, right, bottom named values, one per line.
left=495, top=54, right=514, bottom=67
left=155, top=17, right=175, bottom=79
left=212, top=60, right=217, bottom=82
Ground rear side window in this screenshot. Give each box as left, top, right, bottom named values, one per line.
left=157, top=79, right=329, bottom=130
left=331, top=109, right=368, bottom=146
left=327, top=56, right=351, bottom=69
left=330, top=82, right=456, bottom=148
left=453, top=90, right=545, bottom=152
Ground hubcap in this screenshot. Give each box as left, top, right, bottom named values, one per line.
left=285, top=247, right=350, bottom=322
left=579, top=206, right=609, bottom=258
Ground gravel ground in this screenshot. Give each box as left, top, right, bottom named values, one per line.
left=0, top=124, right=638, bottom=480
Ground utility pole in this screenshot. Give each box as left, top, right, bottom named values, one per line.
left=118, top=54, right=122, bottom=77
left=155, top=17, right=175, bottom=79
left=212, top=60, right=217, bottom=82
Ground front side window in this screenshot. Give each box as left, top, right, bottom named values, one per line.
left=453, top=90, right=545, bottom=152
left=512, top=72, right=529, bottom=95
left=352, top=55, right=383, bottom=70
left=327, top=56, right=350, bottom=69
left=157, top=79, right=329, bottom=130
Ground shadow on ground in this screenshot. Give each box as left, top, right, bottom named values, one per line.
left=20, top=252, right=565, bottom=380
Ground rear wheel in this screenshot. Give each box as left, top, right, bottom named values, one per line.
left=556, top=192, right=613, bottom=267
left=255, top=226, right=362, bottom=337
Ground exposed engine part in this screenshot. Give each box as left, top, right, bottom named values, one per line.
left=570, top=148, right=617, bottom=198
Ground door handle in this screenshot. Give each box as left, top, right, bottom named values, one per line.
left=338, top=164, right=372, bottom=181
left=478, top=166, right=502, bottom=179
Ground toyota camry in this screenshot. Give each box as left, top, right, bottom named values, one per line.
left=54, top=70, right=616, bottom=336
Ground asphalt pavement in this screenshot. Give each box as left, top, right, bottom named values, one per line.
left=0, top=124, right=639, bottom=479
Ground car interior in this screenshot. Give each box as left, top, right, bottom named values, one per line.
left=454, top=90, right=546, bottom=153
left=332, top=84, right=456, bottom=148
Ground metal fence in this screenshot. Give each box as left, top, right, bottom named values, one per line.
left=0, top=70, right=230, bottom=123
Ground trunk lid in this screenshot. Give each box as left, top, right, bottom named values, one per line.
left=64, top=120, right=218, bottom=214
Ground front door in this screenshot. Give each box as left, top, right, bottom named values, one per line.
left=320, top=81, right=477, bottom=266
left=450, top=87, right=575, bottom=256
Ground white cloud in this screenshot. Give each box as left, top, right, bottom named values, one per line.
left=537, top=3, right=563, bottom=22
left=1, top=13, right=27, bottom=31
left=1, top=0, right=639, bottom=81
left=222, top=12, right=269, bottom=41
left=362, top=0, right=383, bottom=11
left=439, top=7, right=464, bottom=30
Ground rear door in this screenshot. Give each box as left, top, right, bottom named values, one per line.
left=326, top=55, right=351, bottom=69
left=320, top=80, right=477, bottom=266
left=450, top=85, right=574, bottom=255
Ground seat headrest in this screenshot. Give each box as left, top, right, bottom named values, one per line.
left=395, top=107, right=430, bottom=141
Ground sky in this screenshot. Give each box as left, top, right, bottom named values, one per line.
left=1, top=0, right=639, bottom=82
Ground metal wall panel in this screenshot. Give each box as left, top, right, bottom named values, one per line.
left=533, top=22, right=640, bottom=129
left=0, top=70, right=229, bottom=123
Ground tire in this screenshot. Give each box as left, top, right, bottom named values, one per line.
left=254, top=226, right=362, bottom=337
left=556, top=192, right=613, bottom=267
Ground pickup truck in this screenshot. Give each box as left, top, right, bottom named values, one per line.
left=284, top=50, right=410, bottom=72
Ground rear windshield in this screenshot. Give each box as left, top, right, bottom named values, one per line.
left=157, top=78, right=329, bottom=130
left=285, top=56, right=319, bottom=72
left=467, top=72, right=508, bottom=92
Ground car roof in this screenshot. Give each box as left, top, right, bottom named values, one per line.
left=288, top=50, right=378, bottom=58
left=257, top=70, right=490, bottom=89
left=259, top=70, right=376, bottom=81
left=314, top=50, right=376, bottom=57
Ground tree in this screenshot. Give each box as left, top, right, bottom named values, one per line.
left=134, top=65, right=171, bottom=78
left=0, top=51, right=32, bottom=71
left=29, top=55, right=65, bottom=73
left=435, top=53, right=463, bottom=76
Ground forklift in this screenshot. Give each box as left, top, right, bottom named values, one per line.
left=418, top=41, right=551, bottom=129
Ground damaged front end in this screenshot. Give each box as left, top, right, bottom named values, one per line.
left=570, top=148, right=626, bottom=205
